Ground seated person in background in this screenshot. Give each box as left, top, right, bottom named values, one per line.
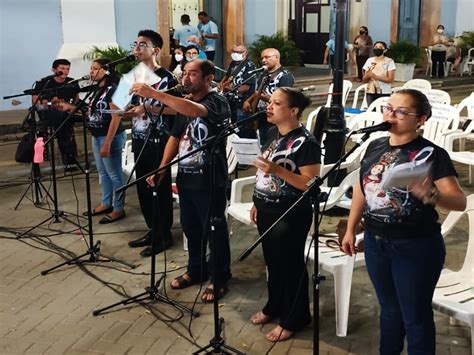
left=218, top=43, right=256, bottom=138
left=184, top=44, right=207, bottom=61
left=446, top=39, right=462, bottom=75
left=169, top=46, right=186, bottom=81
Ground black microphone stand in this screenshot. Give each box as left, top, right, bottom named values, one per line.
left=9, top=91, right=54, bottom=209
left=98, top=113, right=265, bottom=353
left=40, top=77, right=135, bottom=275
left=238, top=131, right=373, bottom=355
left=5, top=81, right=84, bottom=238
left=92, top=105, right=196, bottom=317
left=192, top=127, right=243, bottom=355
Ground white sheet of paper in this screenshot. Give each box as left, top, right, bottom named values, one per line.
left=230, top=136, right=262, bottom=165
left=112, top=63, right=162, bottom=110
left=380, top=161, right=432, bottom=190
left=100, top=109, right=126, bottom=115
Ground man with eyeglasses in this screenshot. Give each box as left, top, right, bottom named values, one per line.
left=218, top=44, right=256, bottom=138
left=124, top=29, right=178, bottom=257
left=243, top=48, right=295, bottom=145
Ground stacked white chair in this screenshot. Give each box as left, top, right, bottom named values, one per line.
left=434, top=194, right=474, bottom=355
left=425, top=89, right=451, bottom=105
left=326, top=80, right=353, bottom=107
left=401, top=78, right=432, bottom=92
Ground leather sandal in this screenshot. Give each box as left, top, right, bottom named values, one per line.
left=170, top=273, right=197, bottom=290
left=98, top=212, right=126, bottom=224
left=201, top=284, right=228, bottom=303
left=82, top=206, right=113, bottom=217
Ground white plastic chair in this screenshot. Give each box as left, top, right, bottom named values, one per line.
left=351, top=84, right=368, bottom=110
left=306, top=233, right=365, bottom=337
left=365, top=96, right=390, bottom=113
left=422, top=103, right=460, bottom=147
left=425, top=48, right=433, bottom=76
left=346, top=111, right=384, bottom=142
left=326, top=80, right=353, bottom=107
left=466, top=48, right=474, bottom=76
left=121, top=139, right=135, bottom=181
left=424, top=89, right=451, bottom=105
left=401, top=78, right=432, bottom=92
left=433, top=194, right=474, bottom=355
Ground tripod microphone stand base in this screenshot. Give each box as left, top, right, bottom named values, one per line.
left=40, top=240, right=136, bottom=275
left=192, top=318, right=244, bottom=354
left=92, top=277, right=199, bottom=317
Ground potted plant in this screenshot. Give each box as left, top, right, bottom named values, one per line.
left=386, top=41, right=422, bottom=81
left=83, top=45, right=136, bottom=75
left=248, top=32, right=301, bottom=67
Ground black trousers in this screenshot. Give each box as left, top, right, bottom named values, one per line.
left=134, top=140, right=173, bottom=244
left=431, top=50, right=446, bottom=78
left=256, top=202, right=312, bottom=331
left=41, top=111, right=77, bottom=165
left=356, top=55, right=369, bottom=81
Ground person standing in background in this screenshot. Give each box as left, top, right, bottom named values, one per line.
left=173, top=14, right=201, bottom=48
left=431, top=25, right=449, bottom=78
left=353, top=26, right=373, bottom=82
left=197, top=11, right=219, bottom=61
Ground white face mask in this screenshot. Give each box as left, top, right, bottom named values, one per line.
left=175, top=54, right=183, bottom=62
left=437, top=29, right=444, bottom=34
left=186, top=56, right=193, bottom=62
left=231, top=52, right=244, bottom=62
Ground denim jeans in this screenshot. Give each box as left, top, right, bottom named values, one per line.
left=364, top=231, right=445, bottom=355
left=177, top=185, right=231, bottom=285
left=91, top=131, right=126, bottom=212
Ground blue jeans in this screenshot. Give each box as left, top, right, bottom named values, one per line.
left=364, top=231, right=445, bottom=355
left=91, top=131, right=126, bottom=212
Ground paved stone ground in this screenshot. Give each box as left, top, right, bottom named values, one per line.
left=0, top=133, right=472, bottom=354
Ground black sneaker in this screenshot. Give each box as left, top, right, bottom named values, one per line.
left=128, top=232, right=152, bottom=248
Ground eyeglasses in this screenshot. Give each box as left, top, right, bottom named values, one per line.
left=381, top=105, right=420, bottom=120
left=261, top=55, right=277, bottom=60
left=232, top=50, right=245, bottom=54
left=130, top=41, right=154, bottom=49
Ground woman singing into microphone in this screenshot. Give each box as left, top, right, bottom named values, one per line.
left=249, top=87, right=321, bottom=342
left=341, top=89, right=466, bottom=354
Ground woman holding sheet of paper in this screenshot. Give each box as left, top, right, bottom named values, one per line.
left=341, top=89, right=466, bottom=354
left=59, top=58, right=126, bottom=223
left=249, top=87, right=321, bottom=342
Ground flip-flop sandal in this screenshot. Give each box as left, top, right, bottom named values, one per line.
left=201, top=284, right=228, bottom=303
left=82, top=206, right=113, bottom=217
left=98, top=212, right=126, bottom=224
left=250, top=311, right=272, bottom=325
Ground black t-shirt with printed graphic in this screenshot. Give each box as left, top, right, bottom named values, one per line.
left=360, top=136, right=457, bottom=238
left=171, top=91, right=231, bottom=190
left=224, top=59, right=256, bottom=103
left=87, top=84, right=125, bottom=137
left=253, top=125, right=321, bottom=213
left=256, top=67, right=294, bottom=109
left=131, top=67, right=178, bottom=152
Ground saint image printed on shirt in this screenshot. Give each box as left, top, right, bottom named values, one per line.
left=363, top=146, right=434, bottom=223
left=178, top=117, right=209, bottom=171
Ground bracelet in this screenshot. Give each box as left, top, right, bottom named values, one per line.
left=422, top=186, right=440, bottom=205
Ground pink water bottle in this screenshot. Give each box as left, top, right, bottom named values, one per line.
left=33, top=137, right=44, bottom=163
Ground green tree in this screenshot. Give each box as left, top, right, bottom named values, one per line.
left=83, top=46, right=136, bottom=75
left=248, top=32, right=301, bottom=67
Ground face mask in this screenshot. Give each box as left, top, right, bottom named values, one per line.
left=373, top=48, right=384, bottom=57
left=186, top=56, right=193, bottom=62
left=437, top=29, right=444, bottom=34
left=359, top=30, right=366, bottom=35
left=231, top=52, right=244, bottom=62
left=175, top=54, right=183, bottom=62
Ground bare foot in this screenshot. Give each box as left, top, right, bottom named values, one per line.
left=265, top=325, right=294, bottom=342
left=250, top=311, right=272, bottom=325
left=94, top=205, right=111, bottom=213
left=170, top=273, right=193, bottom=289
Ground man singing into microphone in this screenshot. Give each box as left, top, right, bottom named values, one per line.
left=243, top=48, right=294, bottom=145
left=124, top=29, right=178, bottom=257
left=32, top=59, right=79, bottom=171
left=132, top=59, right=232, bottom=303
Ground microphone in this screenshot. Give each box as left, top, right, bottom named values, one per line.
left=102, top=54, right=136, bottom=69
left=247, top=66, right=268, bottom=75
left=353, top=121, right=392, bottom=134
left=214, top=65, right=228, bottom=74
left=36, top=71, right=63, bottom=82
left=67, top=75, right=91, bottom=85
left=160, top=84, right=183, bottom=94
